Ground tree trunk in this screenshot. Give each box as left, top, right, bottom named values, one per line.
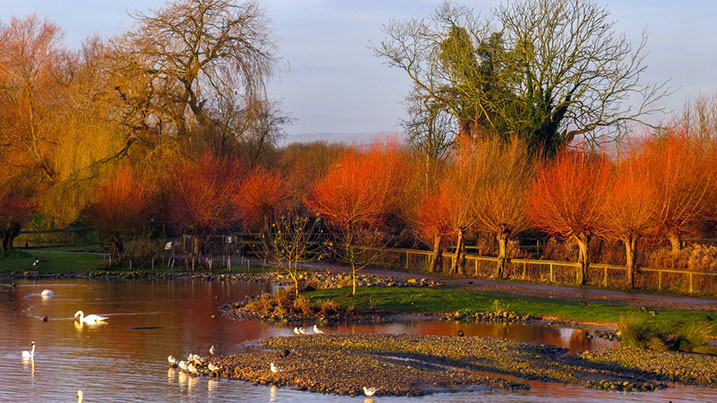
left=450, top=230, right=464, bottom=275
left=667, top=231, right=682, bottom=253
left=429, top=235, right=443, bottom=273
left=624, top=235, right=638, bottom=289
left=495, top=231, right=509, bottom=278
left=575, top=233, right=590, bottom=286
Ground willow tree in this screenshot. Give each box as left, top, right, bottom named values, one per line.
left=107, top=0, right=278, bottom=161
left=376, top=0, right=667, bottom=155
left=527, top=152, right=611, bottom=285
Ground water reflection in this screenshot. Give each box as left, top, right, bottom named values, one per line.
left=0, top=278, right=713, bottom=402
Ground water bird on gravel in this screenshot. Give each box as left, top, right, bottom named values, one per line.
left=313, top=325, right=324, bottom=334
left=279, top=349, right=290, bottom=358
left=178, top=360, right=188, bottom=372
left=208, top=363, right=220, bottom=372
left=168, top=355, right=178, bottom=367
left=270, top=362, right=282, bottom=373
left=74, top=310, right=108, bottom=325
left=22, top=341, right=35, bottom=359
left=41, top=289, right=54, bottom=298
left=77, top=390, right=83, bottom=403
left=293, top=327, right=301, bottom=335
left=299, top=327, right=306, bottom=335
left=363, top=386, right=377, bottom=397
left=209, top=345, right=216, bottom=355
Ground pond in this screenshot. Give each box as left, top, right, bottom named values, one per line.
left=1, top=278, right=714, bottom=402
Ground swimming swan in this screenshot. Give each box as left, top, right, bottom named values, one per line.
left=22, top=341, right=35, bottom=359
left=41, top=289, right=54, bottom=297
left=74, top=310, right=108, bottom=324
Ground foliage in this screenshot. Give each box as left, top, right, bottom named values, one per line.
left=618, top=314, right=666, bottom=351
left=307, top=141, right=410, bottom=294
left=164, top=150, right=246, bottom=234
left=235, top=168, right=291, bottom=232
left=527, top=150, right=611, bottom=284
left=619, top=313, right=713, bottom=353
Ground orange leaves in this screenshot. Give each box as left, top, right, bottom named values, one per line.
left=234, top=168, right=291, bottom=232
left=527, top=151, right=611, bottom=239
left=165, top=151, right=246, bottom=233
left=86, top=164, right=153, bottom=236
left=413, top=190, right=456, bottom=245
left=307, top=142, right=410, bottom=230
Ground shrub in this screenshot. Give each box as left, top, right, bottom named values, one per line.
left=618, top=314, right=666, bottom=351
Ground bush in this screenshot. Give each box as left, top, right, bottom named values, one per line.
left=618, top=314, right=666, bottom=351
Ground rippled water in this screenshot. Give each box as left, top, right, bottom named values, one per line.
left=0, top=279, right=714, bottom=402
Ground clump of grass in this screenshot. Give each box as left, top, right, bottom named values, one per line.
left=492, top=299, right=510, bottom=313
left=0, top=250, right=31, bottom=259
left=618, top=314, right=667, bottom=351
left=319, top=299, right=340, bottom=315
left=670, top=321, right=713, bottom=353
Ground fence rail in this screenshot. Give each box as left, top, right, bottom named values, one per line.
left=360, top=247, right=717, bottom=296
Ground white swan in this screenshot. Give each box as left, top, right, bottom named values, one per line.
left=363, top=386, right=377, bottom=397
left=74, top=310, right=108, bottom=324
left=77, top=390, right=83, bottom=403
left=22, top=341, right=35, bottom=359
left=41, top=289, right=54, bottom=298
left=313, top=325, right=324, bottom=334
left=270, top=362, right=282, bottom=373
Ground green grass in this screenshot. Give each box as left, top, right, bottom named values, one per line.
left=0, top=249, right=273, bottom=275
left=305, top=286, right=717, bottom=335
left=0, top=250, right=105, bottom=273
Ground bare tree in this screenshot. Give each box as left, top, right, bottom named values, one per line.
left=375, top=0, right=669, bottom=155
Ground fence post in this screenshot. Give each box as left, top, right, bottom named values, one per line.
left=475, top=259, right=478, bottom=277
left=405, top=251, right=409, bottom=269
left=522, top=261, right=526, bottom=280
left=658, top=271, right=662, bottom=291
left=549, top=263, right=554, bottom=283
left=603, top=266, right=608, bottom=287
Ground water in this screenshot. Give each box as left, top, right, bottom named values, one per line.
left=1, top=279, right=714, bottom=402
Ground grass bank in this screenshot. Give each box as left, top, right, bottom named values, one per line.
left=0, top=249, right=270, bottom=275
left=305, top=286, right=716, bottom=335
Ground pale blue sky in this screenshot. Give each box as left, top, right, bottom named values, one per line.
left=2, top=0, right=715, bottom=144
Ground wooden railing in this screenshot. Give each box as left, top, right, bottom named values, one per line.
left=360, top=247, right=717, bottom=296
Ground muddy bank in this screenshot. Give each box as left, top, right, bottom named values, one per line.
left=183, top=334, right=712, bottom=397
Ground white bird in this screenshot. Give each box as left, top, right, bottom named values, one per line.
left=178, top=360, right=188, bottom=372
left=209, top=345, right=216, bottom=355
left=298, top=327, right=306, bottom=335
left=270, top=362, right=282, bottom=373
left=41, top=289, right=53, bottom=297
left=22, top=341, right=35, bottom=359
left=77, top=390, right=83, bottom=403
left=33, top=258, right=40, bottom=267
left=313, top=325, right=324, bottom=334
left=293, top=327, right=301, bottom=335
left=168, top=355, right=178, bottom=367
left=363, top=386, right=377, bottom=397
left=74, top=310, right=108, bottom=325
left=187, top=363, right=199, bottom=375
left=208, top=363, right=220, bottom=371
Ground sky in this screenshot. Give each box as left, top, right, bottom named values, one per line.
left=2, top=0, right=716, bottom=145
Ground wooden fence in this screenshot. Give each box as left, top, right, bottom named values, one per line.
left=361, top=247, right=717, bottom=296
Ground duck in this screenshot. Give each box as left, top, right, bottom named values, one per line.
left=33, top=258, right=40, bottom=267
left=77, top=390, right=83, bottom=403
left=74, top=310, right=108, bottom=325
left=22, top=341, right=35, bottom=359
left=313, top=325, right=324, bottom=334
left=209, top=345, right=216, bottom=355
left=41, top=289, right=54, bottom=298
left=270, top=362, right=282, bottom=373
left=363, top=386, right=377, bottom=397
left=42, top=315, right=48, bottom=322
left=168, top=355, right=178, bottom=367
